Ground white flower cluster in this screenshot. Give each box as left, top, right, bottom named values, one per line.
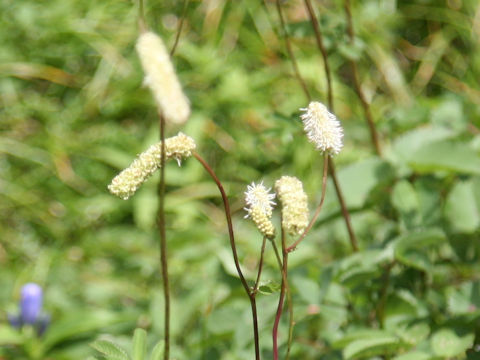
left=136, top=31, right=190, bottom=125
left=300, top=101, right=343, bottom=155
left=244, top=182, right=276, bottom=238
left=108, top=133, right=196, bottom=200
left=275, top=176, right=309, bottom=235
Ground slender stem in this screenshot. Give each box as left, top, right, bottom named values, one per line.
left=253, top=237, right=267, bottom=294
left=193, top=152, right=261, bottom=360
left=170, top=0, right=190, bottom=57
left=285, top=274, right=294, bottom=360
left=138, top=0, right=146, bottom=32
left=273, top=225, right=289, bottom=360
left=344, top=0, right=382, bottom=156
left=303, top=0, right=333, bottom=109
left=329, top=162, right=358, bottom=252
left=157, top=114, right=170, bottom=360
left=275, top=0, right=311, bottom=102
left=286, top=154, right=329, bottom=252
left=270, top=239, right=283, bottom=271
left=303, top=0, right=359, bottom=251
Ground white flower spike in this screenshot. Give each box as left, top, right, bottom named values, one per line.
left=244, top=182, right=276, bottom=238
left=300, top=101, right=344, bottom=155
left=136, top=31, right=190, bottom=125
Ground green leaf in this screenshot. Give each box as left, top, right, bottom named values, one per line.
left=389, top=126, right=453, bottom=175
left=394, top=229, right=446, bottom=271
left=395, top=321, right=430, bottom=345
left=0, top=325, right=23, bottom=345
left=41, top=310, right=133, bottom=353
left=343, top=335, right=401, bottom=359
left=409, top=140, right=480, bottom=175
left=338, top=157, right=394, bottom=208
left=392, top=180, right=420, bottom=229
left=333, top=329, right=388, bottom=349
left=91, top=339, right=130, bottom=360
left=445, top=180, right=480, bottom=234
left=149, top=341, right=164, bottom=360
left=132, top=328, right=147, bottom=360
left=392, top=351, right=433, bottom=360
left=430, top=328, right=474, bottom=357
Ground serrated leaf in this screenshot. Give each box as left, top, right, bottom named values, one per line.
left=132, top=328, right=147, bottom=360
left=430, top=328, right=474, bottom=357
left=343, top=335, right=401, bottom=359
left=91, top=339, right=130, bottom=360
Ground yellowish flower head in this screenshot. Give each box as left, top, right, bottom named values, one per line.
left=108, top=132, right=196, bottom=200
left=275, top=176, right=309, bottom=235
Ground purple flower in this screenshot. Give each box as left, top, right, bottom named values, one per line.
left=8, top=283, right=50, bottom=336
left=20, top=283, right=43, bottom=325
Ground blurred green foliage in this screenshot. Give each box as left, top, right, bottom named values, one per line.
left=1, top=0, right=480, bottom=359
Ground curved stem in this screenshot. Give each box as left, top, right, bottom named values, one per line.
left=273, top=225, right=289, bottom=360
left=275, top=0, right=311, bottom=102
left=170, top=0, right=190, bottom=56
left=286, top=153, right=329, bottom=253
left=253, top=237, right=267, bottom=294
left=138, top=0, right=146, bottom=33
left=303, top=0, right=333, bottom=109
left=303, top=0, right=359, bottom=251
left=329, top=161, right=358, bottom=252
left=157, top=114, right=170, bottom=360
left=193, top=152, right=261, bottom=360
left=285, top=274, right=294, bottom=360
left=344, top=0, right=382, bottom=156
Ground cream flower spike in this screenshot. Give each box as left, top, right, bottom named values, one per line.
left=108, top=132, right=196, bottom=200
left=275, top=176, right=309, bottom=235
left=244, top=182, right=276, bottom=238
left=300, top=101, right=344, bottom=155
left=136, top=31, right=190, bottom=124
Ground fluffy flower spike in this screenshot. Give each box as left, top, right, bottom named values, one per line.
left=300, top=101, right=343, bottom=155
left=275, top=176, right=309, bottom=235
left=108, top=132, right=196, bottom=200
left=136, top=31, right=190, bottom=124
left=244, top=182, right=276, bottom=238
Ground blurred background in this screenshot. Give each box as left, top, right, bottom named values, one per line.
left=1, top=0, right=480, bottom=359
